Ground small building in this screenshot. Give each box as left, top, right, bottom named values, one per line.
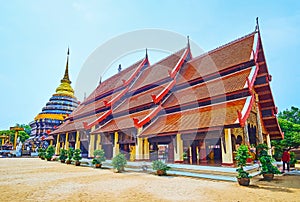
left=51, top=23, right=282, bottom=166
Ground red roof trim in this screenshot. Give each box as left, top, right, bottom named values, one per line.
left=169, top=49, right=189, bottom=78
left=151, top=79, right=176, bottom=104
left=237, top=93, right=255, bottom=127
left=122, top=57, right=149, bottom=86
left=103, top=86, right=129, bottom=107
left=83, top=109, right=112, bottom=129
left=133, top=105, right=163, bottom=128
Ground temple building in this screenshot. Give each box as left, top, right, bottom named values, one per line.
left=30, top=49, right=79, bottom=140
left=51, top=22, right=283, bottom=166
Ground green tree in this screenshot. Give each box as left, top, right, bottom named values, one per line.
left=278, top=106, right=300, bottom=124
left=276, top=106, right=300, bottom=150
left=0, top=124, right=31, bottom=144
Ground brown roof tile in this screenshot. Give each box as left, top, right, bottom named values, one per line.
left=51, top=112, right=104, bottom=134
left=140, top=98, right=247, bottom=137
left=113, top=84, right=168, bottom=114
left=85, top=59, right=144, bottom=103
left=130, top=48, right=187, bottom=92
left=177, top=33, right=255, bottom=85
left=164, top=68, right=252, bottom=109
left=93, top=110, right=151, bottom=133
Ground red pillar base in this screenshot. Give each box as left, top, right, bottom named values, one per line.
left=221, top=162, right=235, bottom=167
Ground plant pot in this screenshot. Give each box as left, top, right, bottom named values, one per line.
left=237, top=178, right=250, bottom=186
left=156, top=170, right=166, bottom=176
left=75, top=161, right=81, bottom=166
left=61, top=160, right=65, bottom=163
left=95, top=164, right=102, bottom=168
left=290, top=164, right=295, bottom=168
left=46, top=158, right=51, bottom=161
left=66, top=160, right=71, bottom=164
left=263, top=173, right=274, bottom=181
left=41, top=157, right=45, bottom=160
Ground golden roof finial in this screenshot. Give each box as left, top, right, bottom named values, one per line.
left=61, top=47, right=71, bottom=84
left=55, top=47, right=75, bottom=97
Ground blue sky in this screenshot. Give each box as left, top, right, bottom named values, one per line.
left=0, top=0, right=299, bottom=130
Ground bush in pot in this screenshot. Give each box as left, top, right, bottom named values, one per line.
left=38, top=148, right=46, bottom=160
left=45, top=145, right=55, bottom=161
left=112, top=153, right=127, bottom=172
left=152, top=160, right=170, bottom=176
left=59, top=148, right=67, bottom=163
left=72, top=148, right=82, bottom=166
left=66, top=148, right=74, bottom=164
left=235, top=144, right=252, bottom=186
left=257, top=144, right=280, bottom=180
left=92, top=149, right=106, bottom=168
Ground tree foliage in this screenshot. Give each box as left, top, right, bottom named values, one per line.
left=278, top=106, right=300, bottom=124
left=276, top=106, right=300, bottom=150
left=0, top=124, right=31, bottom=144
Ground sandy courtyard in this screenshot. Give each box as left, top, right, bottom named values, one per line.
left=0, top=158, right=299, bottom=202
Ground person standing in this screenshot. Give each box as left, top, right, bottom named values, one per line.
left=282, top=149, right=290, bottom=172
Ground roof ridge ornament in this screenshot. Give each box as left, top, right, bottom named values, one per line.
left=145, top=48, right=148, bottom=59
left=61, top=47, right=71, bottom=84
left=187, top=35, right=190, bottom=50
left=255, top=17, right=260, bottom=32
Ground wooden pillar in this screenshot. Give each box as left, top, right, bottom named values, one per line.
left=113, top=131, right=119, bottom=157
left=89, top=134, right=95, bottom=158
left=255, top=94, right=264, bottom=144
left=135, top=138, right=143, bottom=160
left=188, top=146, right=192, bottom=164
left=2, top=138, right=5, bottom=145
left=130, top=145, right=136, bottom=161
left=266, top=134, right=272, bottom=156
left=14, top=131, right=18, bottom=149
left=199, top=140, right=207, bottom=161
left=75, top=131, right=80, bottom=149
left=135, top=128, right=143, bottom=160
left=174, top=133, right=183, bottom=162
left=221, top=129, right=233, bottom=166
left=50, top=140, right=53, bottom=146
left=243, top=121, right=250, bottom=146
left=96, top=134, right=101, bottom=150
left=55, top=134, right=60, bottom=155
left=64, top=133, right=69, bottom=150
left=143, top=137, right=150, bottom=160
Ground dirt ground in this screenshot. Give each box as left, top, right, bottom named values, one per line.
left=0, top=158, right=299, bottom=202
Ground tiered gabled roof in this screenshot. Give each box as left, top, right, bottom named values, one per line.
left=139, top=30, right=283, bottom=139
left=92, top=47, right=191, bottom=134
left=52, top=27, right=283, bottom=140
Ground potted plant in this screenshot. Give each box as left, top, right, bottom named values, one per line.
left=66, top=148, right=74, bottom=164
left=45, top=146, right=55, bottom=161
left=111, top=153, right=127, bottom=172
left=152, top=160, right=170, bottom=176
left=92, top=149, right=106, bottom=168
left=72, top=148, right=82, bottom=166
left=235, top=144, right=252, bottom=186
left=290, top=152, right=297, bottom=168
left=183, top=152, right=189, bottom=163
left=257, top=144, right=280, bottom=180
left=38, top=148, right=46, bottom=160
left=59, top=148, right=67, bottom=163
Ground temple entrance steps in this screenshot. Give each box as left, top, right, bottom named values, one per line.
left=83, top=158, right=260, bottom=182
